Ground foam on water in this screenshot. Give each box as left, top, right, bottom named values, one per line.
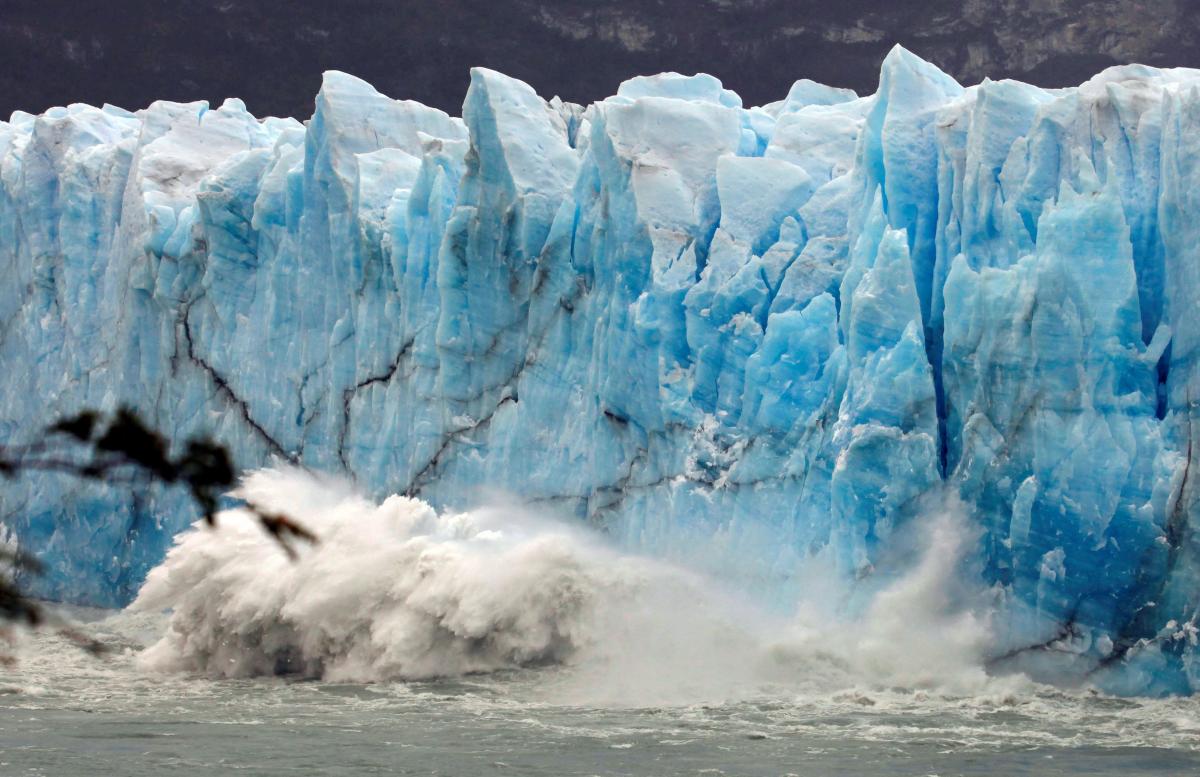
left=2, top=601, right=1199, bottom=776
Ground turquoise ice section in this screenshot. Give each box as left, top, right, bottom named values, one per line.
left=1, top=47, right=1198, bottom=694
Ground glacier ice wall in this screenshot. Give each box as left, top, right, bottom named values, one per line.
left=1, top=46, right=1198, bottom=694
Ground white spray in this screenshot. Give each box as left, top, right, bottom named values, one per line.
left=134, top=469, right=1003, bottom=703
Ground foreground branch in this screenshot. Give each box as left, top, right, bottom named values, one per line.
left=0, top=407, right=317, bottom=650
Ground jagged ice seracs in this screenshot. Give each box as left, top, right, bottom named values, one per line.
left=0, top=45, right=1198, bottom=695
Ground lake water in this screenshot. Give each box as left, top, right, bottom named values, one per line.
left=2, top=609, right=1198, bottom=777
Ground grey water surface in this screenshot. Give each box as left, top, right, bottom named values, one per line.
left=2, top=611, right=1198, bottom=777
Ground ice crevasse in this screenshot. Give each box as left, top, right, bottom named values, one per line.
left=0, top=45, right=1198, bottom=695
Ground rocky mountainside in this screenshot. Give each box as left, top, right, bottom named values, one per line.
left=2, top=0, right=1198, bottom=118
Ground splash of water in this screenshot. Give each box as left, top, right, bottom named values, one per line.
left=133, top=469, right=1009, bottom=704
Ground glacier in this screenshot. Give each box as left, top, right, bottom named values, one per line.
left=0, top=45, right=1198, bottom=695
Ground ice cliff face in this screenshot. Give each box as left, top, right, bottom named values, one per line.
left=1, top=46, right=1198, bottom=694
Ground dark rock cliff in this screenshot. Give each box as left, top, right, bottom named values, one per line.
left=2, top=1, right=1199, bottom=119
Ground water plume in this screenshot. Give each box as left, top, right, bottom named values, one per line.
left=135, top=469, right=1003, bottom=703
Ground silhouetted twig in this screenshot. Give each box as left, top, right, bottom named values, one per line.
left=0, top=407, right=317, bottom=652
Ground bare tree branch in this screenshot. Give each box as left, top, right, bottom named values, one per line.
left=0, top=407, right=316, bottom=654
